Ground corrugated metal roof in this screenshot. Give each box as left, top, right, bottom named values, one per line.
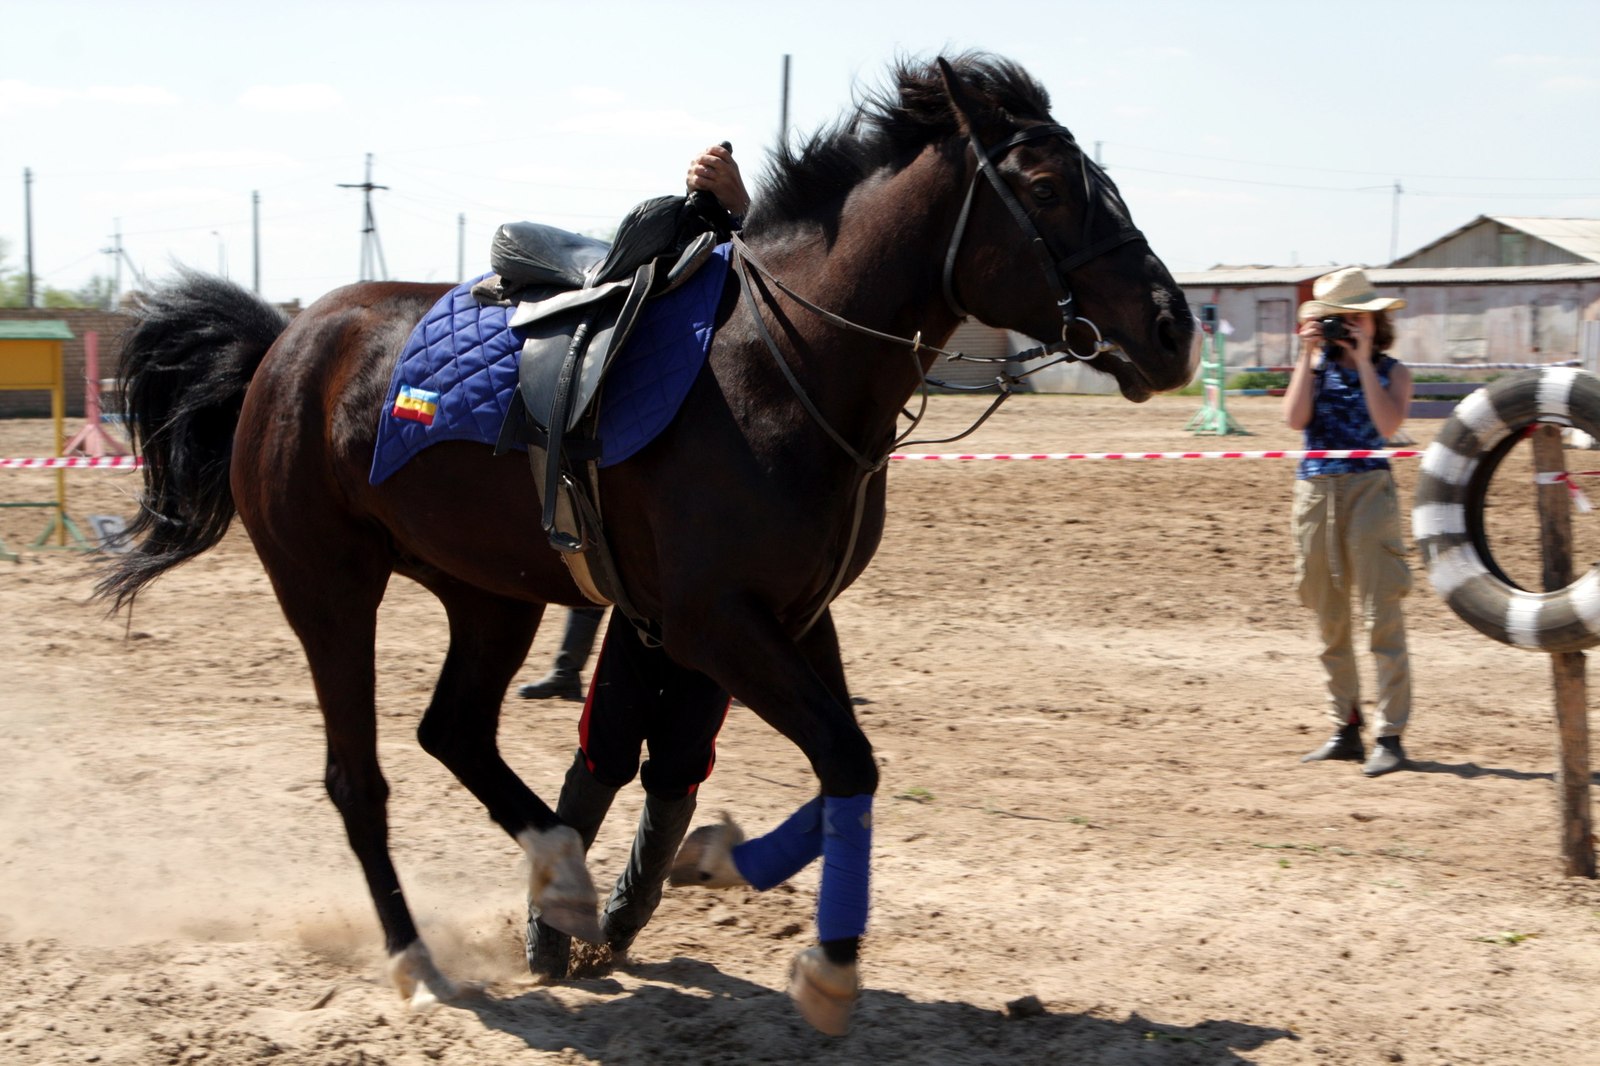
left=1178, top=263, right=1600, bottom=287
left=1175, top=266, right=1329, bottom=286
left=0, top=320, right=74, bottom=340
left=1487, top=217, right=1600, bottom=263
left=1371, top=263, right=1600, bottom=284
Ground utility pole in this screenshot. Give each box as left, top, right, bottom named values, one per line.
left=457, top=213, right=466, bottom=283
left=252, top=190, right=261, bottom=295
left=1389, top=179, right=1403, bottom=264
left=1094, top=140, right=1103, bottom=167
left=779, top=55, right=791, bottom=151
left=23, top=167, right=36, bottom=308
left=102, top=220, right=123, bottom=308
left=338, top=154, right=389, bottom=282
left=101, top=221, right=147, bottom=308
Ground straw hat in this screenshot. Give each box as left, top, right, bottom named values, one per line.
left=1297, top=266, right=1406, bottom=320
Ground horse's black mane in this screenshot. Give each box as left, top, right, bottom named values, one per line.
left=743, top=52, right=1056, bottom=235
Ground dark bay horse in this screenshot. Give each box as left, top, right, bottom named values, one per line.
left=99, top=54, right=1197, bottom=1030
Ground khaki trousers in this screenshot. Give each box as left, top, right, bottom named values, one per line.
left=1292, top=470, right=1413, bottom=737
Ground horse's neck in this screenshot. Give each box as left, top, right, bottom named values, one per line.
left=743, top=150, right=966, bottom=431
left=807, top=155, right=961, bottom=340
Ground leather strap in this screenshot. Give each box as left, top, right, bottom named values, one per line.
left=733, top=250, right=885, bottom=473
left=940, top=117, right=1144, bottom=342
left=541, top=315, right=594, bottom=548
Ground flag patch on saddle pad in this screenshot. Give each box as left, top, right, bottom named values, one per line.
left=391, top=384, right=440, bottom=426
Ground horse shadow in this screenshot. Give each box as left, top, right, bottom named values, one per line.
left=463, top=956, right=1295, bottom=1065
left=1404, top=759, right=1600, bottom=783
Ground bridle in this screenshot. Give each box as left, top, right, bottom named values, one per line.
left=729, top=114, right=1152, bottom=469
left=940, top=120, right=1147, bottom=366
left=725, top=114, right=1153, bottom=637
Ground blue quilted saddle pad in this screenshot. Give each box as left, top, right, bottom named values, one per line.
left=369, top=243, right=731, bottom=485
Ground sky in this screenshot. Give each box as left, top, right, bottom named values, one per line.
left=3, top=0, right=1598, bottom=308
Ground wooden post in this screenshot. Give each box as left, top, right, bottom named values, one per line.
left=63, top=331, right=129, bottom=457
left=1531, top=424, right=1596, bottom=878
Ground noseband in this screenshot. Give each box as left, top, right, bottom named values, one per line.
left=941, top=122, right=1146, bottom=364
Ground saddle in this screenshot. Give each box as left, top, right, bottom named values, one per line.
left=490, top=192, right=733, bottom=623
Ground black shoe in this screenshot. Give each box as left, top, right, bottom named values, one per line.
left=1363, top=736, right=1407, bottom=777
left=518, top=671, right=582, bottom=701
left=1301, top=723, right=1365, bottom=763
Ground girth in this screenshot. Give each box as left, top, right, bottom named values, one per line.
left=490, top=201, right=723, bottom=633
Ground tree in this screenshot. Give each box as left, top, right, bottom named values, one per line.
left=0, top=236, right=116, bottom=309
left=0, top=236, right=23, bottom=306
left=72, top=276, right=117, bottom=310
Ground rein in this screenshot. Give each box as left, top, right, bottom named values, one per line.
left=727, top=118, right=1146, bottom=636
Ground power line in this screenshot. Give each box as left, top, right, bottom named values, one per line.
left=1111, top=164, right=1390, bottom=193
left=1101, top=141, right=1599, bottom=183
left=1405, top=188, right=1600, bottom=201
left=1112, top=163, right=1600, bottom=200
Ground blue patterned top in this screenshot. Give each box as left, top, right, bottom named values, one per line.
left=1297, top=354, right=1398, bottom=479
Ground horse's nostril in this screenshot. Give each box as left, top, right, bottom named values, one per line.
left=1155, top=313, right=1179, bottom=355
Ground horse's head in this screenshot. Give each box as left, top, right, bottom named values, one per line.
left=936, top=56, right=1198, bottom=402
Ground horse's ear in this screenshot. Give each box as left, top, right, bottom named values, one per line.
left=936, top=56, right=998, bottom=140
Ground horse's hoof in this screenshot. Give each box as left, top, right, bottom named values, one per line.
left=788, top=947, right=858, bottom=1036
left=519, top=824, right=603, bottom=944
left=388, top=942, right=462, bottom=1011
left=535, top=898, right=603, bottom=946
left=667, top=813, right=748, bottom=888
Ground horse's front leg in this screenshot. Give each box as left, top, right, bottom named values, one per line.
left=415, top=582, right=603, bottom=946
left=668, top=607, right=874, bottom=1035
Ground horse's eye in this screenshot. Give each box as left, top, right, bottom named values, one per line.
left=1030, top=181, right=1058, bottom=204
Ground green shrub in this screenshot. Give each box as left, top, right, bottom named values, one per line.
left=1226, top=371, right=1289, bottom=391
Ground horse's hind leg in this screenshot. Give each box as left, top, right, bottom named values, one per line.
left=251, top=533, right=459, bottom=1007
left=414, top=578, right=602, bottom=945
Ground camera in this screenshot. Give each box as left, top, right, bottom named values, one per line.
left=1318, top=316, right=1352, bottom=343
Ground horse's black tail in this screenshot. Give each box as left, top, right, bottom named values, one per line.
left=95, top=269, right=289, bottom=612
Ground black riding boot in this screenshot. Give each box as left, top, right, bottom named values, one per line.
left=601, top=790, right=699, bottom=958
left=1363, top=734, right=1408, bottom=777
left=526, top=748, right=619, bottom=981
left=519, top=607, right=604, bottom=700
left=1301, top=714, right=1366, bottom=763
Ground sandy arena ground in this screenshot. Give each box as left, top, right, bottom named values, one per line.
left=2, top=391, right=1598, bottom=1065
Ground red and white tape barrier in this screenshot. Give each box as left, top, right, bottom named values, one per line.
left=2, top=450, right=1428, bottom=469
left=1246, top=359, right=1580, bottom=373
left=887, top=449, right=1422, bottom=461
left=1534, top=470, right=1600, bottom=513
left=0, top=455, right=143, bottom=469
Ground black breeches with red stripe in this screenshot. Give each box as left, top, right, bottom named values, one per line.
left=578, top=611, right=731, bottom=800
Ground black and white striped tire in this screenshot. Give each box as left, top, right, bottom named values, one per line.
left=1412, top=366, right=1600, bottom=653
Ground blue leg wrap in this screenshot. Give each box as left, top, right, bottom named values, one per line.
left=816, top=794, right=872, bottom=942
left=730, top=796, right=823, bottom=891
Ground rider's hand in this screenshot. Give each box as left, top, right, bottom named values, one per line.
left=686, top=144, right=751, bottom=218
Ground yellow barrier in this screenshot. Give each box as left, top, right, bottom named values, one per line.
left=0, top=320, right=87, bottom=560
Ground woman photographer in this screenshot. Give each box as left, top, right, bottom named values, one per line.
left=1282, top=267, right=1415, bottom=777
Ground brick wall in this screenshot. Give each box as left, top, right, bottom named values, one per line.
left=0, top=308, right=133, bottom=418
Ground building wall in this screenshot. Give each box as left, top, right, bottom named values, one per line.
left=1172, top=280, right=1600, bottom=368
left=1176, top=284, right=1306, bottom=368
left=0, top=308, right=131, bottom=418
left=1385, top=281, right=1600, bottom=363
